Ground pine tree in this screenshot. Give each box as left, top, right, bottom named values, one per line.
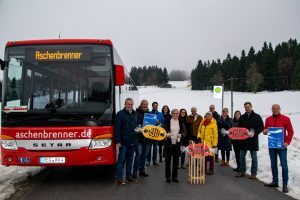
left=163, top=67, right=169, bottom=84
left=291, top=59, right=300, bottom=90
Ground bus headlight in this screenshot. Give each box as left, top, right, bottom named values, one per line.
left=1, top=135, right=18, bottom=150
left=89, top=139, right=112, bottom=149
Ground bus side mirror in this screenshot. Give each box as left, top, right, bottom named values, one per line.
left=115, top=65, right=125, bottom=86
left=0, top=59, right=6, bottom=70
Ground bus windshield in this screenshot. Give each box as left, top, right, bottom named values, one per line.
left=2, top=44, right=113, bottom=125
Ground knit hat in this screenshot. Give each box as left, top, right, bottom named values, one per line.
left=205, top=111, right=212, bottom=117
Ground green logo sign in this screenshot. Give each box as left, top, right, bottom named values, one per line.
left=215, top=87, right=221, bottom=93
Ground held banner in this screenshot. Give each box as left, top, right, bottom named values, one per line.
left=143, top=113, right=157, bottom=127
left=268, top=127, right=284, bottom=149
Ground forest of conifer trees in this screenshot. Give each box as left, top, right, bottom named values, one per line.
left=191, top=39, right=300, bottom=92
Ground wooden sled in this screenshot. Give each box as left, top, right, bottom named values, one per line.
left=188, top=142, right=206, bottom=184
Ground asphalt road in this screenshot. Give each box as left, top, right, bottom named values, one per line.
left=14, top=162, right=294, bottom=200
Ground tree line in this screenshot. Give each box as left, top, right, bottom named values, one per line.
left=130, top=66, right=169, bottom=86
left=191, top=38, right=300, bottom=92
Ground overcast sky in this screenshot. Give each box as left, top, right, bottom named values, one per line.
left=0, top=0, right=300, bottom=74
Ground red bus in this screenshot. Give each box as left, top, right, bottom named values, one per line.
left=0, top=39, right=139, bottom=166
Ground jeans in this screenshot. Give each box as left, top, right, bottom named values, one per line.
left=232, top=143, right=241, bottom=169
left=116, top=144, right=135, bottom=180
left=147, top=141, right=158, bottom=163
left=133, top=142, right=150, bottom=173
left=269, top=148, right=288, bottom=186
left=240, top=150, right=257, bottom=176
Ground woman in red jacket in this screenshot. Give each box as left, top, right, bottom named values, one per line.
left=263, top=104, right=294, bottom=193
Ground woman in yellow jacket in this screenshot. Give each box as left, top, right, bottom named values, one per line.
left=197, top=111, right=218, bottom=175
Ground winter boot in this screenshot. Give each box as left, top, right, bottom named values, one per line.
left=221, top=160, right=226, bottom=166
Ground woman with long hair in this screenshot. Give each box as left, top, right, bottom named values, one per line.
left=178, top=108, right=189, bottom=169
left=231, top=110, right=242, bottom=172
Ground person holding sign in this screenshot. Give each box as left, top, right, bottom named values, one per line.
left=132, top=100, right=151, bottom=179
left=163, top=109, right=186, bottom=183
left=197, top=112, right=218, bottom=175
left=263, top=104, right=294, bottom=193
left=235, top=102, right=264, bottom=179
left=147, top=102, right=164, bottom=166
left=217, top=108, right=233, bottom=167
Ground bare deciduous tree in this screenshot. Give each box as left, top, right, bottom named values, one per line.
left=246, top=62, right=264, bottom=93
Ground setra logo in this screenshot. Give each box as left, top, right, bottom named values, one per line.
left=33, top=142, right=72, bottom=148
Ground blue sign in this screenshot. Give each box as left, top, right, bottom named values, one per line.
left=268, top=127, right=284, bottom=149
left=143, top=113, right=157, bottom=127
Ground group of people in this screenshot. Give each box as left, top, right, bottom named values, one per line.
left=114, top=98, right=294, bottom=194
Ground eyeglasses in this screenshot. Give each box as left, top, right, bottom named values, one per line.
left=173, top=113, right=179, bottom=115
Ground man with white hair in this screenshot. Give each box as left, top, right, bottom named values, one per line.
left=115, top=98, right=139, bottom=186
left=263, top=104, right=294, bottom=193
left=188, top=107, right=203, bottom=143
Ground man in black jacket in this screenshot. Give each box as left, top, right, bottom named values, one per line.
left=115, top=98, right=139, bottom=186
left=235, top=102, right=264, bottom=179
left=132, top=99, right=151, bottom=178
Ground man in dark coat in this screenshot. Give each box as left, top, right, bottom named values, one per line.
left=115, top=98, right=139, bottom=185
left=209, top=104, right=221, bottom=120
left=133, top=99, right=151, bottom=178
left=235, top=102, right=264, bottom=179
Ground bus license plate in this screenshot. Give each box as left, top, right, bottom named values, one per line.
left=40, top=157, right=65, bottom=164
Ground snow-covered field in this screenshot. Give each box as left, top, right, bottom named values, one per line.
left=0, top=81, right=299, bottom=199
left=139, top=81, right=300, bottom=200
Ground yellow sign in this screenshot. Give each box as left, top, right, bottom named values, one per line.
left=142, top=125, right=167, bottom=141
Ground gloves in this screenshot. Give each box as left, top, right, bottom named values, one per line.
left=134, top=125, right=142, bottom=133
left=212, top=146, right=218, bottom=154
left=221, top=128, right=229, bottom=136
left=248, top=129, right=255, bottom=138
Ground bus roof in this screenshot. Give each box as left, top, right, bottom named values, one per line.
left=6, top=39, right=113, bottom=47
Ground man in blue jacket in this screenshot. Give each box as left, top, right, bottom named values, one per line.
left=115, top=98, right=139, bottom=186
left=146, top=102, right=164, bottom=166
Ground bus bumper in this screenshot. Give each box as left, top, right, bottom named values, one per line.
left=1, top=145, right=116, bottom=166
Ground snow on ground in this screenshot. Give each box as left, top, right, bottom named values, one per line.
left=140, top=81, right=300, bottom=200
left=0, top=155, right=41, bottom=200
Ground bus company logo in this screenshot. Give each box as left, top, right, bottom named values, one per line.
left=15, top=129, right=92, bottom=139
